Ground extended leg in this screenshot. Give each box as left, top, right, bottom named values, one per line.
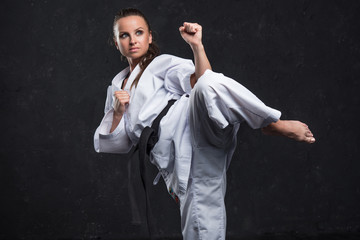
left=180, top=69, right=283, bottom=239
left=180, top=70, right=313, bottom=239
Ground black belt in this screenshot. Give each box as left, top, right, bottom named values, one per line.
left=128, top=99, right=176, bottom=239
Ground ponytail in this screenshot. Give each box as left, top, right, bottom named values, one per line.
left=130, top=42, right=160, bottom=89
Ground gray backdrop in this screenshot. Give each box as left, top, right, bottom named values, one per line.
left=1, top=0, right=360, bottom=239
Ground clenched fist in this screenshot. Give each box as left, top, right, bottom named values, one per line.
left=113, top=90, right=130, bottom=116
left=179, top=22, right=203, bottom=47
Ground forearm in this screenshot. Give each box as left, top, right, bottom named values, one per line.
left=110, top=112, right=122, bottom=133
left=191, top=43, right=211, bottom=82
left=94, top=112, right=132, bottom=153
left=179, top=22, right=211, bottom=86
left=111, top=90, right=130, bottom=133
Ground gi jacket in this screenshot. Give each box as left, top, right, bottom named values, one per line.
left=94, top=54, right=195, bottom=197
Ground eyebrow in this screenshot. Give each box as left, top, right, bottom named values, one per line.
left=119, top=27, right=145, bottom=34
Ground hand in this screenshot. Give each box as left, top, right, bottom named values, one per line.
left=113, top=90, right=130, bottom=116
left=179, top=22, right=203, bottom=48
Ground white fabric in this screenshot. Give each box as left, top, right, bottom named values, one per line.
left=94, top=54, right=281, bottom=240
left=94, top=54, right=195, bottom=195
left=180, top=70, right=281, bottom=239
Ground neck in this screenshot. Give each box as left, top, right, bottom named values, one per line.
left=127, top=58, right=141, bottom=72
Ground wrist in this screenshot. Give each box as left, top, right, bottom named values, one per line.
left=190, top=42, right=204, bottom=52
left=113, top=110, right=123, bottom=120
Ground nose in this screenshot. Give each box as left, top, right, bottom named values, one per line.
left=129, top=35, right=137, bottom=45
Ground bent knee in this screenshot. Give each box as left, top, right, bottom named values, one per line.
left=192, top=70, right=223, bottom=97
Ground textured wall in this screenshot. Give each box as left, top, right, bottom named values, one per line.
left=1, top=0, right=360, bottom=239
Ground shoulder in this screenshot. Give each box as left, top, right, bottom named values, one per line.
left=153, top=54, right=193, bottom=65
left=147, top=54, right=194, bottom=72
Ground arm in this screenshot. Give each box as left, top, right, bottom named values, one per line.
left=110, top=90, right=130, bottom=132
left=179, top=22, right=211, bottom=87
left=93, top=88, right=132, bottom=154
left=94, top=113, right=133, bottom=153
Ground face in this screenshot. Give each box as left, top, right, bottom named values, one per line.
left=113, top=15, right=153, bottom=64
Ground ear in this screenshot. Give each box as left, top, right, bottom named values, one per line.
left=149, top=31, right=153, bottom=44
left=114, top=38, right=119, bottom=49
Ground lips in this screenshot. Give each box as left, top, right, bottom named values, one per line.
left=129, top=47, right=139, bottom=52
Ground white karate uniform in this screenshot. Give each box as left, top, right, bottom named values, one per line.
left=94, top=54, right=281, bottom=240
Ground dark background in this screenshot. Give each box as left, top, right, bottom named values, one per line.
left=1, top=0, right=360, bottom=239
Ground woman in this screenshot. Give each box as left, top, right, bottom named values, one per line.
left=94, top=8, right=315, bottom=240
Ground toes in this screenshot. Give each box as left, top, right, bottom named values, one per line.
left=305, top=131, right=313, bottom=137
left=306, top=137, right=316, bottom=144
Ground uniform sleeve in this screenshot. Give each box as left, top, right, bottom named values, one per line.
left=94, top=86, right=133, bottom=154
left=163, top=56, right=195, bottom=96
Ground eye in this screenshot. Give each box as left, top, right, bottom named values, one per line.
left=119, top=33, right=129, bottom=39
left=135, top=30, right=143, bottom=36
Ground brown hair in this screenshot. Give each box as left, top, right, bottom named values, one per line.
left=112, top=8, right=160, bottom=89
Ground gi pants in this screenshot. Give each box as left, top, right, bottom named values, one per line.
left=179, top=70, right=281, bottom=240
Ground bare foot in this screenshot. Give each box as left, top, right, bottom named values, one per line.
left=262, top=120, right=316, bottom=144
